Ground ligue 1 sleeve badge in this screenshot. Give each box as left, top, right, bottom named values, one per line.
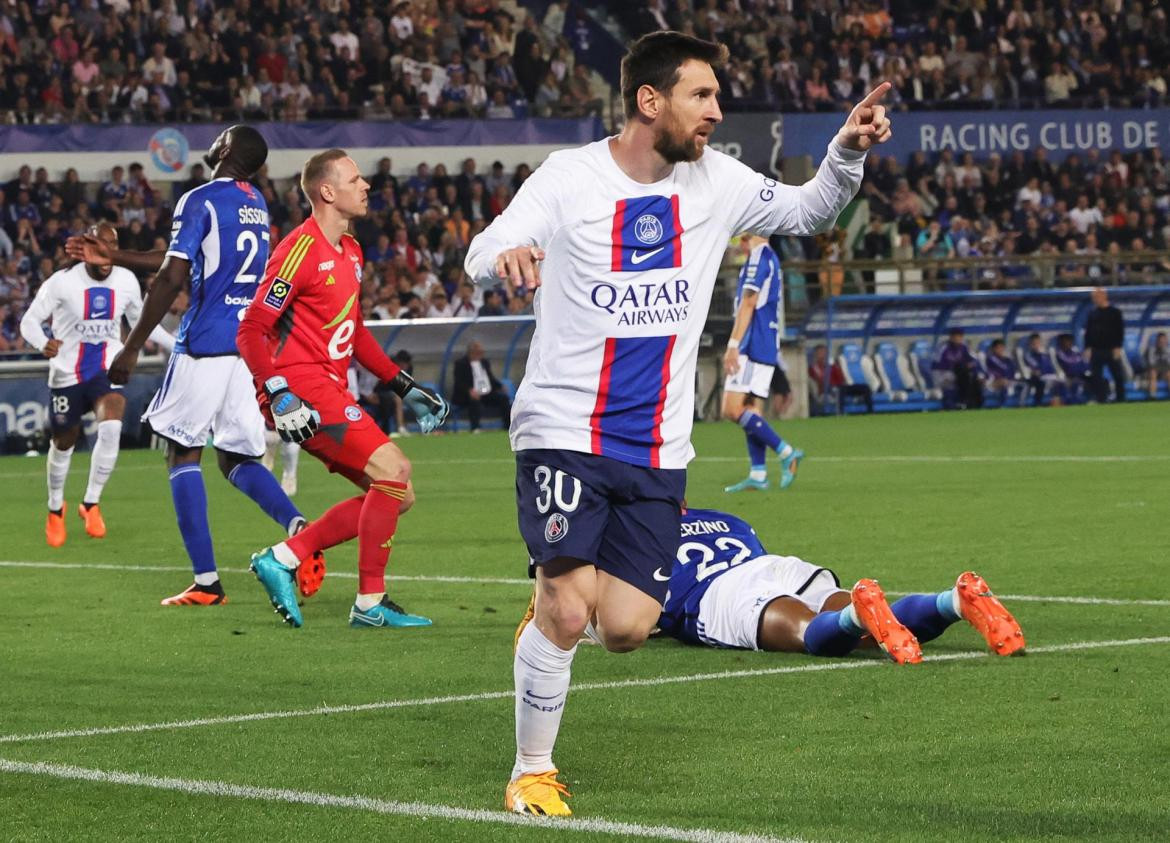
left=544, top=512, right=569, bottom=543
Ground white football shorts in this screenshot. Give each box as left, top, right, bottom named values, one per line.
left=723, top=354, right=774, bottom=399
left=695, top=554, right=844, bottom=650
left=143, top=353, right=266, bottom=456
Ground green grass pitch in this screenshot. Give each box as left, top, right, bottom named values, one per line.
left=0, top=404, right=1167, bottom=841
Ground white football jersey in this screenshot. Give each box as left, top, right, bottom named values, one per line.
left=465, top=138, right=865, bottom=469
left=19, top=263, right=146, bottom=388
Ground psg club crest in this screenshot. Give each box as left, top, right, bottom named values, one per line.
left=148, top=128, right=189, bottom=173
left=344, top=405, right=363, bottom=422
left=634, top=214, right=663, bottom=245
left=544, top=512, right=568, bottom=544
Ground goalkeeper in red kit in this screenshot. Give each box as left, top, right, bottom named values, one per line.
left=237, top=148, right=449, bottom=629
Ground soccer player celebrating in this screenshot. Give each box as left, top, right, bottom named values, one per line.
left=659, top=506, right=1025, bottom=660
left=20, top=222, right=172, bottom=545
left=237, top=148, right=449, bottom=630
left=68, top=126, right=310, bottom=607
left=464, top=31, right=891, bottom=815
left=721, top=233, right=802, bottom=493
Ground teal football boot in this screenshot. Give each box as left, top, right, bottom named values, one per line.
left=724, top=476, right=769, bottom=493
left=779, top=448, right=805, bottom=490
left=250, top=548, right=303, bottom=628
left=349, top=595, right=432, bottom=628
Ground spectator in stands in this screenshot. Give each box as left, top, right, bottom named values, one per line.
left=452, top=340, right=511, bottom=433
left=1146, top=332, right=1170, bottom=397
left=1084, top=286, right=1126, bottom=403
left=932, top=328, right=983, bottom=409
left=479, top=288, right=505, bottom=316
left=451, top=281, right=480, bottom=318
left=1054, top=333, right=1089, bottom=403
left=915, top=220, right=953, bottom=292
left=984, top=339, right=1023, bottom=406
left=808, top=343, right=872, bottom=415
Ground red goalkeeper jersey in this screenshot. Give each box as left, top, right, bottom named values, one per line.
left=238, top=215, right=399, bottom=387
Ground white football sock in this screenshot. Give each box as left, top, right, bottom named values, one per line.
left=513, top=623, right=576, bottom=778
left=193, top=572, right=219, bottom=587
left=272, top=541, right=300, bottom=569
left=47, top=442, right=73, bottom=511
left=778, top=443, right=794, bottom=459
left=84, top=420, right=121, bottom=504
left=261, top=430, right=279, bottom=471
left=355, top=592, right=383, bottom=611
left=281, top=440, right=299, bottom=479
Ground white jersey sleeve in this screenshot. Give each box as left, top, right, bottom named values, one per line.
left=720, top=140, right=866, bottom=237
left=19, top=271, right=58, bottom=352
left=463, top=152, right=576, bottom=287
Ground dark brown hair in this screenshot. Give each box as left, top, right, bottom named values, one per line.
left=620, top=31, right=728, bottom=119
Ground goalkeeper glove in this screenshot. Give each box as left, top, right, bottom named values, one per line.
left=389, top=371, right=450, bottom=434
left=264, top=376, right=321, bottom=443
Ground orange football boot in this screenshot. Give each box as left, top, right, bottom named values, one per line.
left=850, top=578, right=923, bottom=664
left=505, top=769, right=571, bottom=816
left=295, top=551, right=327, bottom=598
left=45, top=505, right=66, bottom=547
left=78, top=503, right=106, bottom=538
left=161, top=584, right=228, bottom=606
left=956, top=571, right=1026, bottom=656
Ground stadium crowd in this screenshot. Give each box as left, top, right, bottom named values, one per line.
left=0, top=0, right=606, bottom=124
left=618, top=0, right=1170, bottom=112
left=3, top=1, right=1169, bottom=126
left=4, top=136, right=1170, bottom=355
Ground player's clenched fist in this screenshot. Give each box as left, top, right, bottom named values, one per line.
left=388, top=371, right=450, bottom=434
left=495, top=246, right=546, bottom=291
left=264, top=376, right=321, bottom=443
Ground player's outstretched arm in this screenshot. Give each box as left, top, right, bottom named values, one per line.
left=352, top=325, right=450, bottom=434
left=728, top=82, right=892, bottom=239
left=109, top=256, right=188, bottom=384
left=64, top=235, right=167, bottom=275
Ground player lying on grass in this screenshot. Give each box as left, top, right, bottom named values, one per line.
left=655, top=506, right=1025, bottom=661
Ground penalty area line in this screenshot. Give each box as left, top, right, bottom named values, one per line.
left=3, top=560, right=1169, bottom=605
left=0, top=758, right=797, bottom=843
left=1, top=637, right=1166, bottom=747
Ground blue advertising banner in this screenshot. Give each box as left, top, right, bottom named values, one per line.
left=718, top=108, right=1170, bottom=170
left=0, top=117, right=605, bottom=156
left=0, top=373, right=163, bottom=447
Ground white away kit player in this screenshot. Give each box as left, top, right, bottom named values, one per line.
left=464, top=31, right=892, bottom=815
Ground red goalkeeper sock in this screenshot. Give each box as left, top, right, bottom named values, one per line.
left=287, top=495, right=363, bottom=559
left=358, top=480, right=408, bottom=595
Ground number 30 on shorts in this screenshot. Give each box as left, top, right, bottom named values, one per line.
left=533, top=466, right=581, bottom=514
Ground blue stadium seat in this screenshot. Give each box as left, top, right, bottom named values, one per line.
left=907, top=340, right=943, bottom=401
left=1122, top=330, right=1149, bottom=400
left=837, top=344, right=885, bottom=413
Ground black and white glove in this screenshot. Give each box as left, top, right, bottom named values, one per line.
left=264, top=376, right=320, bottom=443
left=389, top=371, right=449, bottom=434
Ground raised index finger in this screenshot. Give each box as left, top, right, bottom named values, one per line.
left=857, top=81, right=891, bottom=108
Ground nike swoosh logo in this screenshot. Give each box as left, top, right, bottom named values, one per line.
left=351, top=611, right=386, bottom=626
left=525, top=689, right=562, bottom=700
left=630, top=247, right=665, bottom=265
left=652, top=568, right=671, bottom=582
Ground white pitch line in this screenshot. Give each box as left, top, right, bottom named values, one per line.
left=0, top=759, right=796, bottom=843
left=1, top=636, right=1165, bottom=747
left=3, top=560, right=1167, bottom=606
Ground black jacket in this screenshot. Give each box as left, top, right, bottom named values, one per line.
left=453, top=355, right=501, bottom=405
left=1084, top=305, right=1124, bottom=352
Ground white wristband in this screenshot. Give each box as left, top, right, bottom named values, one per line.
left=726, top=339, right=740, bottom=351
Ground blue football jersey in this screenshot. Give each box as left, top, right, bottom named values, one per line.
left=658, top=508, right=768, bottom=644
left=736, top=243, right=782, bottom=365
left=166, top=178, right=271, bottom=356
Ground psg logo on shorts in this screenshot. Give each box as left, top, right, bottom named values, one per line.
left=634, top=214, right=663, bottom=245
left=345, top=405, right=362, bottom=421
left=544, top=512, right=569, bottom=544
